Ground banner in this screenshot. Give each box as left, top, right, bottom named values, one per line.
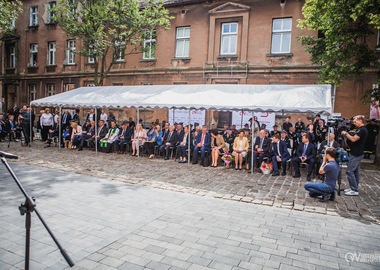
left=231, top=111, right=276, bottom=131
left=169, top=109, right=205, bottom=126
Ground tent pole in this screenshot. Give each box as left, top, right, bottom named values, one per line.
left=137, top=107, right=140, bottom=159
left=251, top=110, right=254, bottom=176
left=173, top=109, right=175, bottom=125
left=59, top=107, right=61, bottom=151
left=282, top=110, right=284, bottom=128
left=29, top=105, right=32, bottom=147
left=188, top=109, right=191, bottom=168
left=95, top=108, right=98, bottom=155
left=241, top=109, right=243, bottom=129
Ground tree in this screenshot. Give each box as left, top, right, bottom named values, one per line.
left=298, top=0, right=380, bottom=165
left=0, top=0, right=22, bottom=34
left=54, top=0, right=171, bottom=86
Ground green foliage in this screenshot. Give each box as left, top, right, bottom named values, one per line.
left=54, top=0, right=171, bottom=85
left=0, top=0, right=23, bottom=35
left=298, top=0, right=380, bottom=87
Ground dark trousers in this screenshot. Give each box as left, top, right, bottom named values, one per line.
left=100, top=143, right=114, bottom=153
left=79, top=134, right=93, bottom=147
left=193, top=146, right=210, bottom=163
left=41, top=125, right=52, bottom=141
left=160, top=144, right=174, bottom=158
left=292, top=157, right=316, bottom=176
left=253, top=152, right=266, bottom=168
left=72, top=135, right=81, bottom=146
left=272, top=156, right=289, bottom=173
left=21, top=124, right=31, bottom=144
left=304, top=183, right=334, bottom=197
left=177, top=145, right=189, bottom=158
left=144, top=141, right=157, bottom=155
left=115, top=139, right=129, bottom=151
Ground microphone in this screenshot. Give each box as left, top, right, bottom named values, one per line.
left=0, top=151, right=19, bottom=159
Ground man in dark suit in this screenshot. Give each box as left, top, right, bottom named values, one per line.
left=252, top=130, right=271, bottom=171
left=78, top=121, right=96, bottom=151
left=5, top=115, right=20, bottom=142
left=223, top=127, right=235, bottom=152
left=61, top=109, right=72, bottom=130
left=192, top=126, right=211, bottom=166
left=88, top=120, right=108, bottom=148
left=160, top=125, right=177, bottom=160
left=292, top=134, right=316, bottom=181
left=271, top=134, right=291, bottom=176
left=45, top=117, right=64, bottom=148
left=175, top=123, right=184, bottom=144
left=114, top=121, right=132, bottom=154
left=270, top=125, right=280, bottom=137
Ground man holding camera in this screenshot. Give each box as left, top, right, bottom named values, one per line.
left=304, top=147, right=339, bottom=202
left=341, top=115, right=368, bottom=196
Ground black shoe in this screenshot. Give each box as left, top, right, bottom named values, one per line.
left=44, top=145, right=51, bottom=148
left=281, top=171, right=286, bottom=176
left=78, top=147, right=83, bottom=151
left=200, top=162, right=204, bottom=166
left=293, top=174, right=301, bottom=178
left=235, top=168, right=238, bottom=170
left=272, top=171, right=280, bottom=176
left=307, top=176, right=311, bottom=181
left=164, top=157, right=169, bottom=160
left=319, top=194, right=331, bottom=202
left=329, top=191, right=336, bottom=201
left=192, top=161, right=198, bottom=164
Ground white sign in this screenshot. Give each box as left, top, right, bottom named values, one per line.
left=255, top=112, right=276, bottom=131
left=169, top=109, right=205, bottom=126
left=231, top=111, right=252, bottom=129
left=231, top=111, right=276, bottom=131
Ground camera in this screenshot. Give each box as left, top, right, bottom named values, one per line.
left=326, top=117, right=351, bottom=148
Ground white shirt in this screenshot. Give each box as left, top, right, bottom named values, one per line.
left=100, top=113, right=108, bottom=122
left=40, top=113, right=54, bottom=126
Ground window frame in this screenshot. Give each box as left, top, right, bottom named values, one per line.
left=48, top=41, right=56, bottom=65
left=9, top=46, right=16, bottom=68
left=29, top=44, right=38, bottom=67
left=220, top=22, right=238, bottom=55
left=30, top=6, right=38, bottom=26
left=29, top=84, right=37, bottom=102
left=47, top=1, right=56, bottom=24
left=46, top=83, right=55, bottom=96
left=175, top=26, right=191, bottom=58
left=376, top=29, right=380, bottom=50
left=66, top=39, right=76, bottom=65
left=271, top=18, right=292, bottom=54
left=143, top=30, right=157, bottom=60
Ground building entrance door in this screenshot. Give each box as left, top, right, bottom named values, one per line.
left=218, top=111, right=232, bottom=127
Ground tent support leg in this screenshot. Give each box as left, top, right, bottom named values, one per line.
left=95, top=108, right=98, bottom=155
left=59, top=107, right=61, bottom=151
left=251, top=111, right=254, bottom=176
left=188, top=109, right=191, bottom=169
left=137, top=108, right=140, bottom=160
left=29, top=105, right=32, bottom=147
left=241, top=109, right=244, bottom=129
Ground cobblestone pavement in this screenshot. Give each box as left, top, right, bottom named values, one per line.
left=1, top=162, right=380, bottom=270
left=1, top=141, right=380, bottom=224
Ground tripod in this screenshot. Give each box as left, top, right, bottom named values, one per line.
left=0, top=151, right=74, bottom=270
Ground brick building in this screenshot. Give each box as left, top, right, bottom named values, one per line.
left=1, top=0, right=379, bottom=121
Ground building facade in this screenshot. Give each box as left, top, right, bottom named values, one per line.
left=1, top=0, right=379, bottom=121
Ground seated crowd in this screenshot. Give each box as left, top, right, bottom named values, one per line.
left=18, top=110, right=349, bottom=183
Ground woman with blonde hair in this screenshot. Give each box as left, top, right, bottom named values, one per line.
left=70, top=121, right=82, bottom=149
left=233, top=129, right=249, bottom=170
left=132, top=123, right=147, bottom=156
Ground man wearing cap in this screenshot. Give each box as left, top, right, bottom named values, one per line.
left=270, top=125, right=280, bottom=137
left=280, top=131, right=291, bottom=149
left=223, top=127, right=235, bottom=153
left=115, top=121, right=132, bottom=154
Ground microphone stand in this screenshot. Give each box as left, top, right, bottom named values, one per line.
left=0, top=152, right=74, bottom=270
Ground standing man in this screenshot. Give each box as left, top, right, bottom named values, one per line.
left=341, top=115, right=368, bottom=196
left=282, top=117, right=293, bottom=134
left=19, top=105, right=31, bottom=146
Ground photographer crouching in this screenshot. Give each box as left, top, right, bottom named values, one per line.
left=341, top=115, right=368, bottom=196
left=304, top=147, right=339, bottom=202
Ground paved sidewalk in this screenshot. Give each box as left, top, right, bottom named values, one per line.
left=2, top=141, right=380, bottom=223
left=1, top=162, right=380, bottom=270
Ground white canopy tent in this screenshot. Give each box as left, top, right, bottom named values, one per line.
left=31, top=84, right=332, bottom=113
left=30, top=84, right=332, bottom=172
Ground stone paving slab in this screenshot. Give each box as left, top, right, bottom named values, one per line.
left=1, top=162, right=380, bottom=269
left=1, top=141, right=379, bottom=223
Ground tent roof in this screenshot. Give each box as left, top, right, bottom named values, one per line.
left=30, top=84, right=332, bottom=113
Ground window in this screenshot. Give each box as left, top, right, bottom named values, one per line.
left=377, top=30, right=380, bottom=50
left=143, top=30, right=156, bottom=59
left=175, top=27, right=190, bottom=58
left=141, top=82, right=153, bottom=85
left=46, top=84, right=55, bottom=96
left=48, top=42, right=56, bottom=65
left=11, top=19, right=16, bottom=29
left=68, top=0, right=76, bottom=16
left=9, top=46, right=16, bottom=68
left=30, top=6, right=38, bottom=26
left=220, top=22, right=238, bottom=55
left=29, top=85, right=37, bottom=102
left=29, top=44, right=38, bottom=67
left=271, top=18, right=292, bottom=54
left=47, top=2, right=56, bottom=23
left=114, top=41, right=125, bottom=62
left=66, top=40, right=75, bottom=64
left=65, top=84, right=75, bottom=91
left=88, top=50, right=95, bottom=64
